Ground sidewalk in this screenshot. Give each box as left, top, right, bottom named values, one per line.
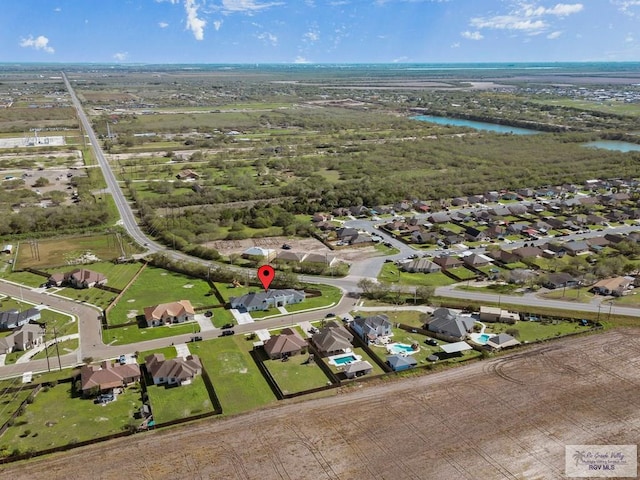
left=16, top=334, right=80, bottom=364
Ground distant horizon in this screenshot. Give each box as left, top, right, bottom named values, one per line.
left=3, top=1, right=639, bottom=64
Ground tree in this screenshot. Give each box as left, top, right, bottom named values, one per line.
left=34, top=177, right=50, bottom=187
left=415, top=286, right=435, bottom=304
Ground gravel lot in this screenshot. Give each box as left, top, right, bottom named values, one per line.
left=3, top=329, right=639, bottom=480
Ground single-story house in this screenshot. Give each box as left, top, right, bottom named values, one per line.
left=80, top=361, right=141, bottom=395
left=143, top=300, right=195, bottom=327
left=344, top=360, right=373, bottom=379
left=511, top=246, right=544, bottom=260
left=229, top=289, right=305, bottom=312
left=427, top=308, right=475, bottom=340
left=486, top=333, right=521, bottom=350
left=543, top=272, right=580, bottom=290
left=590, top=277, right=634, bottom=296
left=400, top=258, right=441, bottom=274
left=275, top=250, right=307, bottom=263
left=464, top=227, right=488, bottom=243
left=479, top=306, right=518, bottom=324
left=302, top=253, right=338, bottom=267
left=311, top=321, right=354, bottom=355
left=351, top=314, right=393, bottom=345
left=263, top=328, right=308, bottom=359
left=145, top=353, right=203, bottom=386
left=562, top=240, right=590, bottom=256
left=386, top=354, right=418, bottom=371
left=0, top=307, right=41, bottom=330
left=462, top=253, right=491, bottom=268
left=433, top=255, right=464, bottom=270
left=487, top=249, right=520, bottom=264
left=61, top=269, right=107, bottom=289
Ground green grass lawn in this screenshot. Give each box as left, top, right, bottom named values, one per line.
left=31, top=339, right=79, bottom=360
left=486, top=320, right=591, bottom=342
left=1, top=271, right=45, bottom=287
left=54, top=286, right=118, bottom=310
left=447, top=267, right=477, bottom=280
left=187, top=336, right=277, bottom=416
left=456, top=283, right=524, bottom=295
left=107, top=266, right=213, bottom=326
left=102, top=322, right=200, bottom=346
left=0, top=387, right=33, bottom=429
left=541, top=287, right=595, bottom=302
left=145, top=375, right=214, bottom=424
left=0, top=382, right=143, bottom=457
left=214, top=282, right=254, bottom=302
left=379, top=263, right=457, bottom=287
left=286, top=284, right=342, bottom=312
left=263, top=354, right=331, bottom=394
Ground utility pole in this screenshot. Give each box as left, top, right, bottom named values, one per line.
left=44, top=326, right=51, bottom=372
left=53, top=326, right=62, bottom=371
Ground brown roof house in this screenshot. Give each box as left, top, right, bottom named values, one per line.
left=144, top=300, right=195, bottom=327
left=80, top=361, right=141, bottom=395
left=145, top=353, right=203, bottom=386
left=54, top=269, right=107, bottom=289
left=263, top=328, right=308, bottom=359
left=311, top=321, right=354, bottom=355
left=176, top=169, right=200, bottom=180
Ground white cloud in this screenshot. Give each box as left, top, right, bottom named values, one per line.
left=113, top=52, right=129, bottom=62
left=461, top=30, right=483, bottom=40
left=219, top=0, right=284, bottom=14
left=54, top=7, right=61, bottom=12
left=294, top=56, right=310, bottom=63
left=451, top=42, right=460, bottom=48
left=547, top=30, right=562, bottom=39
left=470, top=2, right=583, bottom=36
left=303, top=29, right=319, bottom=43
left=185, top=0, right=206, bottom=40
left=611, top=0, right=640, bottom=16
left=19, top=35, right=55, bottom=54
left=257, top=31, right=278, bottom=46
left=159, top=21, right=169, bottom=28
left=213, top=20, right=223, bottom=30
left=392, top=56, right=409, bottom=63
left=625, top=33, right=634, bottom=42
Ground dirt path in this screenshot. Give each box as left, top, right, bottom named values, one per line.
left=3, top=329, right=639, bottom=479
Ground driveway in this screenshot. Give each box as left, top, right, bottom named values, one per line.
left=194, top=314, right=215, bottom=332
left=230, top=308, right=254, bottom=325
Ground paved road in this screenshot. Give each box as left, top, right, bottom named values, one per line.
left=9, top=72, right=624, bottom=382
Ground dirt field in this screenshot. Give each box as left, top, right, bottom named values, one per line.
left=206, top=235, right=379, bottom=263
left=3, top=329, right=639, bottom=479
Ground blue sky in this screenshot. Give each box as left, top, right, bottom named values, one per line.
left=2, top=1, right=639, bottom=63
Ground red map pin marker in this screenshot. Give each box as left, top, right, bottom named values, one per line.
left=257, top=265, right=275, bottom=292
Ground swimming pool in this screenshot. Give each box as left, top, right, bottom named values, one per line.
left=328, top=352, right=362, bottom=366
left=387, top=343, right=417, bottom=355
left=471, top=333, right=492, bottom=345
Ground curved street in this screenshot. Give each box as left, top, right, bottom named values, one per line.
left=0, top=73, right=632, bottom=380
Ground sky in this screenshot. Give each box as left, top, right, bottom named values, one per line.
left=1, top=0, right=639, bottom=64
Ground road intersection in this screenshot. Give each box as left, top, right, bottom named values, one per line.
left=0, top=73, right=631, bottom=380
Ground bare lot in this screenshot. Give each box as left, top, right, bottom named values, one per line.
left=206, top=235, right=379, bottom=263
left=3, top=329, right=639, bottom=479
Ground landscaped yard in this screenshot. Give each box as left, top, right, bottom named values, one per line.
left=187, top=336, right=277, bottom=416
left=541, top=287, right=594, bottom=302
left=0, top=387, right=33, bottom=429
left=247, top=284, right=342, bottom=319
left=145, top=376, right=214, bottom=424
left=324, top=347, right=387, bottom=376
left=0, top=382, right=143, bottom=457
left=262, top=353, right=331, bottom=394
left=107, top=266, right=213, bottom=326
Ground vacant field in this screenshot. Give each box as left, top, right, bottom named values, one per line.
left=145, top=376, right=214, bottom=424
left=14, top=234, right=138, bottom=269
left=4, top=329, right=639, bottom=479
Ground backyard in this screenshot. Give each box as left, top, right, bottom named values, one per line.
left=0, top=381, right=142, bottom=458
left=187, top=336, right=277, bottom=416
left=262, top=353, right=331, bottom=395
left=145, top=375, right=214, bottom=424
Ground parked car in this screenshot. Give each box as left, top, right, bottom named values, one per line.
left=221, top=323, right=234, bottom=329
left=325, top=312, right=336, bottom=318
left=282, top=243, right=292, bottom=250
left=190, top=336, right=203, bottom=342
left=204, top=310, right=213, bottom=317
left=424, top=338, right=438, bottom=346
left=118, top=355, right=127, bottom=365
left=220, top=330, right=235, bottom=337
